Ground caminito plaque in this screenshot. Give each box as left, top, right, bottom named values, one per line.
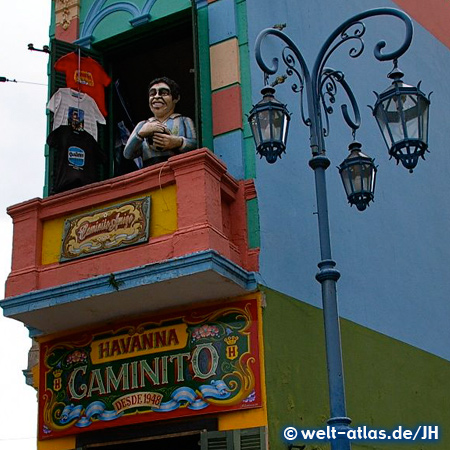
left=60, top=196, right=151, bottom=261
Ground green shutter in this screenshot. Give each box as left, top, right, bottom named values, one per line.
left=45, top=39, right=78, bottom=196
left=49, top=39, right=104, bottom=96
left=201, top=427, right=266, bottom=450
left=193, top=4, right=213, bottom=151
left=240, top=427, right=266, bottom=450
left=191, top=1, right=202, bottom=149
left=201, top=430, right=230, bottom=450
left=45, top=39, right=108, bottom=196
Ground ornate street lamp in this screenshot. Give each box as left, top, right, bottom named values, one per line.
left=248, top=86, right=291, bottom=163
left=373, top=62, right=431, bottom=172
left=249, top=8, right=431, bottom=450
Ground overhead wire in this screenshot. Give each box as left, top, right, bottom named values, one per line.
left=1, top=43, right=50, bottom=87
left=0, top=76, right=47, bottom=86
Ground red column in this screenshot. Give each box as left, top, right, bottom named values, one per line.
left=6, top=199, right=42, bottom=296
left=169, top=148, right=234, bottom=259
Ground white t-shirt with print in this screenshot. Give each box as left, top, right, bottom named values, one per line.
left=47, top=88, right=106, bottom=140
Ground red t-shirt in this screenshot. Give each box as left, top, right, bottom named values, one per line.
left=54, top=53, right=111, bottom=116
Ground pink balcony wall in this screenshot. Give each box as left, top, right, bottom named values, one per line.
left=5, top=149, right=259, bottom=299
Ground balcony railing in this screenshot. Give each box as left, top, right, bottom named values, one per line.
left=2, top=149, right=259, bottom=335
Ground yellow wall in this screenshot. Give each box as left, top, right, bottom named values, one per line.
left=38, top=436, right=76, bottom=450
left=218, top=292, right=268, bottom=431
left=41, top=185, right=177, bottom=265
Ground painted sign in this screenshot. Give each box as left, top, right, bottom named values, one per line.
left=60, top=196, right=150, bottom=261
left=39, top=299, right=261, bottom=439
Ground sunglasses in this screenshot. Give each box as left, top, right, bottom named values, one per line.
left=149, top=87, right=171, bottom=97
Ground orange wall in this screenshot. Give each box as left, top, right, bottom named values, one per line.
left=393, top=0, right=450, bottom=49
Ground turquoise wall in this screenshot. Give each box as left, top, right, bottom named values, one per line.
left=77, top=0, right=191, bottom=45
left=246, top=0, right=450, bottom=361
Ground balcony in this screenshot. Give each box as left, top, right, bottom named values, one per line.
left=1, top=149, right=259, bottom=335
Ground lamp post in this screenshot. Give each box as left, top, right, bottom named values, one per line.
left=248, top=8, right=430, bottom=450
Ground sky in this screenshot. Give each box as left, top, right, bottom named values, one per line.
left=0, top=2, right=51, bottom=448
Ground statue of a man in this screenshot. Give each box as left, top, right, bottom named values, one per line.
left=124, top=77, right=197, bottom=166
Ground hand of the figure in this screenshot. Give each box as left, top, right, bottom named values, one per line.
left=152, top=132, right=183, bottom=151
left=137, top=121, right=166, bottom=138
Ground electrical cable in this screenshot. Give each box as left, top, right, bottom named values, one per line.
left=0, top=76, right=47, bottom=86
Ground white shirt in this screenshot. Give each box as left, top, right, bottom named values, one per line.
left=47, top=88, right=106, bottom=140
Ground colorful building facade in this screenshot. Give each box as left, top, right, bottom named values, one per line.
left=2, top=1, right=449, bottom=449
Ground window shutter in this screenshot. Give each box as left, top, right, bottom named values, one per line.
left=49, top=39, right=104, bottom=96
left=240, top=427, right=266, bottom=450
left=201, top=430, right=231, bottom=450
left=45, top=39, right=108, bottom=196
left=50, top=39, right=75, bottom=94
left=201, top=427, right=266, bottom=450
left=190, top=1, right=202, bottom=148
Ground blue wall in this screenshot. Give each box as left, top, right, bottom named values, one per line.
left=246, top=0, right=450, bottom=361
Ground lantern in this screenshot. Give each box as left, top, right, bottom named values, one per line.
left=373, top=65, right=430, bottom=173
left=248, top=86, right=291, bottom=163
left=339, top=141, right=377, bottom=211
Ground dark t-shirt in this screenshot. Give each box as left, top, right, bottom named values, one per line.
left=47, top=126, right=106, bottom=194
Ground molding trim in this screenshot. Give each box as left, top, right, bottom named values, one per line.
left=2, top=250, right=258, bottom=336
left=75, top=0, right=157, bottom=46
left=193, top=0, right=209, bottom=9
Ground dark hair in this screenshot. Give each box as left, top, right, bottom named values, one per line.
left=148, top=77, right=181, bottom=100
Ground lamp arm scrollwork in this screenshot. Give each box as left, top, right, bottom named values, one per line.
left=254, top=27, right=315, bottom=130
left=255, top=27, right=324, bottom=150
left=253, top=8, right=413, bottom=154
left=320, top=68, right=361, bottom=137
left=281, top=47, right=311, bottom=127
left=311, top=8, right=413, bottom=143
left=255, top=27, right=311, bottom=81
left=313, top=7, right=413, bottom=83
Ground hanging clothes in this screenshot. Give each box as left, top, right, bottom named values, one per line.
left=47, top=88, right=105, bottom=141
left=54, top=52, right=111, bottom=116
left=47, top=126, right=106, bottom=194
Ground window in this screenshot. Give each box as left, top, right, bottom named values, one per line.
left=46, top=10, right=198, bottom=196
left=200, top=427, right=266, bottom=450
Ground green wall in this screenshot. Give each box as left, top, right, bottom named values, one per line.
left=261, top=286, right=449, bottom=450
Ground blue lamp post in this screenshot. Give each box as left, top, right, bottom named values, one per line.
left=248, top=8, right=430, bottom=450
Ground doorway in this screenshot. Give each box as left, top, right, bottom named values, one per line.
left=91, top=431, right=200, bottom=450
left=103, top=14, right=196, bottom=176
left=46, top=10, right=197, bottom=192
